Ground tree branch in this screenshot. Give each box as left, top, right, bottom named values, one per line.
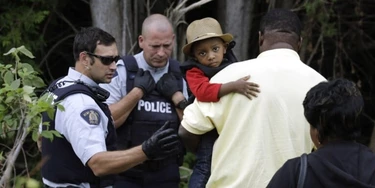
left=166, top=0, right=213, bottom=60
left=0, top=120, right=30, bottom=186
left=38, top=34, right=75, bottom=69
left=178, top=0, right=213, bottom=14
left=55, top=11, right=78, bottom=33
left=306, top=34, right=323, bottom=66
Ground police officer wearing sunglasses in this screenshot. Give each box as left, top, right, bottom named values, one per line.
left=40, top=27, right=181, bottom=188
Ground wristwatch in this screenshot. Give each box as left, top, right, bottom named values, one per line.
left=176, top=99, right=190, bottom=110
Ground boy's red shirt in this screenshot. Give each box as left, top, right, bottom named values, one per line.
left=186, top=67, right=222, bottom=102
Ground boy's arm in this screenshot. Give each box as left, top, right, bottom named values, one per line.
left=219, top=76, right=260, bottom=100
left=178, top=124, right=200, bottom=153
left=187, top=68, right=260, bottom=101
left=186, top=68, right=221, bottom=102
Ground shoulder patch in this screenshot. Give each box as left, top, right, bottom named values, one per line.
left=80, top=109, right=101, bottom=125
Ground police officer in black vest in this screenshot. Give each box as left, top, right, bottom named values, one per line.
left=100, top=14, right=189, bottom=188
left=40, top=27, right=180, bottom=188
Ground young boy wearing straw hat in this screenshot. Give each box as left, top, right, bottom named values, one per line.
left=180, top=17, right=260, bottom=188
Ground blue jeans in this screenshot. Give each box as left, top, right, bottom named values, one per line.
left=188, top=130, right=219, bottom=188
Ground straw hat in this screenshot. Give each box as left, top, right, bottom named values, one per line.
left=182, top=17, right=233, bottom=55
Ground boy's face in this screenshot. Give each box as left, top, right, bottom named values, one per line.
left=192, top=37, right=227, bottom=68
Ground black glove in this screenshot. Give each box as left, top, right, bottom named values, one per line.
left=134, top=69, right=155, bottom=95
left=142, top=121, right=180, bottom=160
left=156, top=73, right=183, bottom=99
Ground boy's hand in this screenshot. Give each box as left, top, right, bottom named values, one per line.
left=234, top=75, right=260, bottom=100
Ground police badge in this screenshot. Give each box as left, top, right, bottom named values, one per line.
left=80, top=109, right=101, bottom=125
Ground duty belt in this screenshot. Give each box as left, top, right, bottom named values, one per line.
left=119, top=156, right=177, bottom=178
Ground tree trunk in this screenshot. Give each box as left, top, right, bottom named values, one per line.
left=90, top=0, right=123, bottom=53
left=218, top=0, right=256, bottom=61
left=90, top=0, right=152, bottom=56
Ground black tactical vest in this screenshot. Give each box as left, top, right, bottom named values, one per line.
left=41, top=80, right=116, bottom=187
left=116, top=56, right=183, bottom=174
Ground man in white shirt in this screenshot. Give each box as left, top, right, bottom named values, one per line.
left=179, top=9, right=326, bottom=188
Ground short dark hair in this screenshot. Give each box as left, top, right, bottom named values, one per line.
left=303, top=78, right=364, bottom=143
left=259, top=8, right=302, bottom=37
left=73, top=27, right=116, bottom=61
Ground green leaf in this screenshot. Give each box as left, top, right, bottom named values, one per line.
left=51, top=130, right=62, bottom=138
left=17, top=45, right=35, bottom=59
left=10, top=79, right=21, bottom=90
left=15, top=176, right=26, bottom=188
left=25, top=178, right=40, bottom=188
left=32, top=130, right=39, bottom=142
left=5, top=95, right=15, bottom=103
left=57, top=104, right=65, bottom=111
left=32, top=77, right=46, bottom=88
left=20, top=63, right=34, bottom=73
left=46, top=108, right=55, bottom=120
left=3, top=47, right=16, bottom=56
left=23, top=85, right=34, bottom=94
left=0, top=104, right=5, bottom=111
left=40, top=130, right=53, bottom=141
left=23, top=93, right=32, bottom=102
left=4, top=71, right=14, bottom=85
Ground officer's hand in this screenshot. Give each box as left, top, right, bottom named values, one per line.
left=156, top=73, right=183, bottom=99
left=134, top=69, right=155, bottom=95
left=142, top=121, right=180, bottom=160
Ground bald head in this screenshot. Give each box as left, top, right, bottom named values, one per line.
left=141, top=14, right=173, bottom=36
left=138, top=14, right=175, bottom=68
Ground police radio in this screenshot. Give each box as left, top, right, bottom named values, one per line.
left=74, top=80, right=110, bottom=101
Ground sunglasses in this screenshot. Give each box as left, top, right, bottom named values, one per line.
left=85, top=52, right=120, bottom=65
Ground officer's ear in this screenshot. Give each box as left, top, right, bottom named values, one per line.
left=79, top=51, right=92, bottom=67
left=139, top=35, right=145, bottom=49
left=298, top=37, right=303, bottom=51
left=258, top=31, right=264, bottom=47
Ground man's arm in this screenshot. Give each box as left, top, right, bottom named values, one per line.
left=88, top=121, right=179, bottom=176
left=109, top=87, right=143, bottom=128
left=171, top=91, right=186, bottom=121
left=87, top=146, right=146, bottom=176
left=109, top=69, right=155, bottom=128
left=156, top=73, right=188, bottom=121
left=178, top=125, right=200, bottom=153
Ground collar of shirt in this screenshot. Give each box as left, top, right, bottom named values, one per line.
left=66, top=67, right=98, bottom=87
left=135, top=51, right=169, bottom=73
left=257, top=48, right=299, bottom=59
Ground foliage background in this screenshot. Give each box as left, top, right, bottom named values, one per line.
left=0, top=0, right=374, bottom=187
